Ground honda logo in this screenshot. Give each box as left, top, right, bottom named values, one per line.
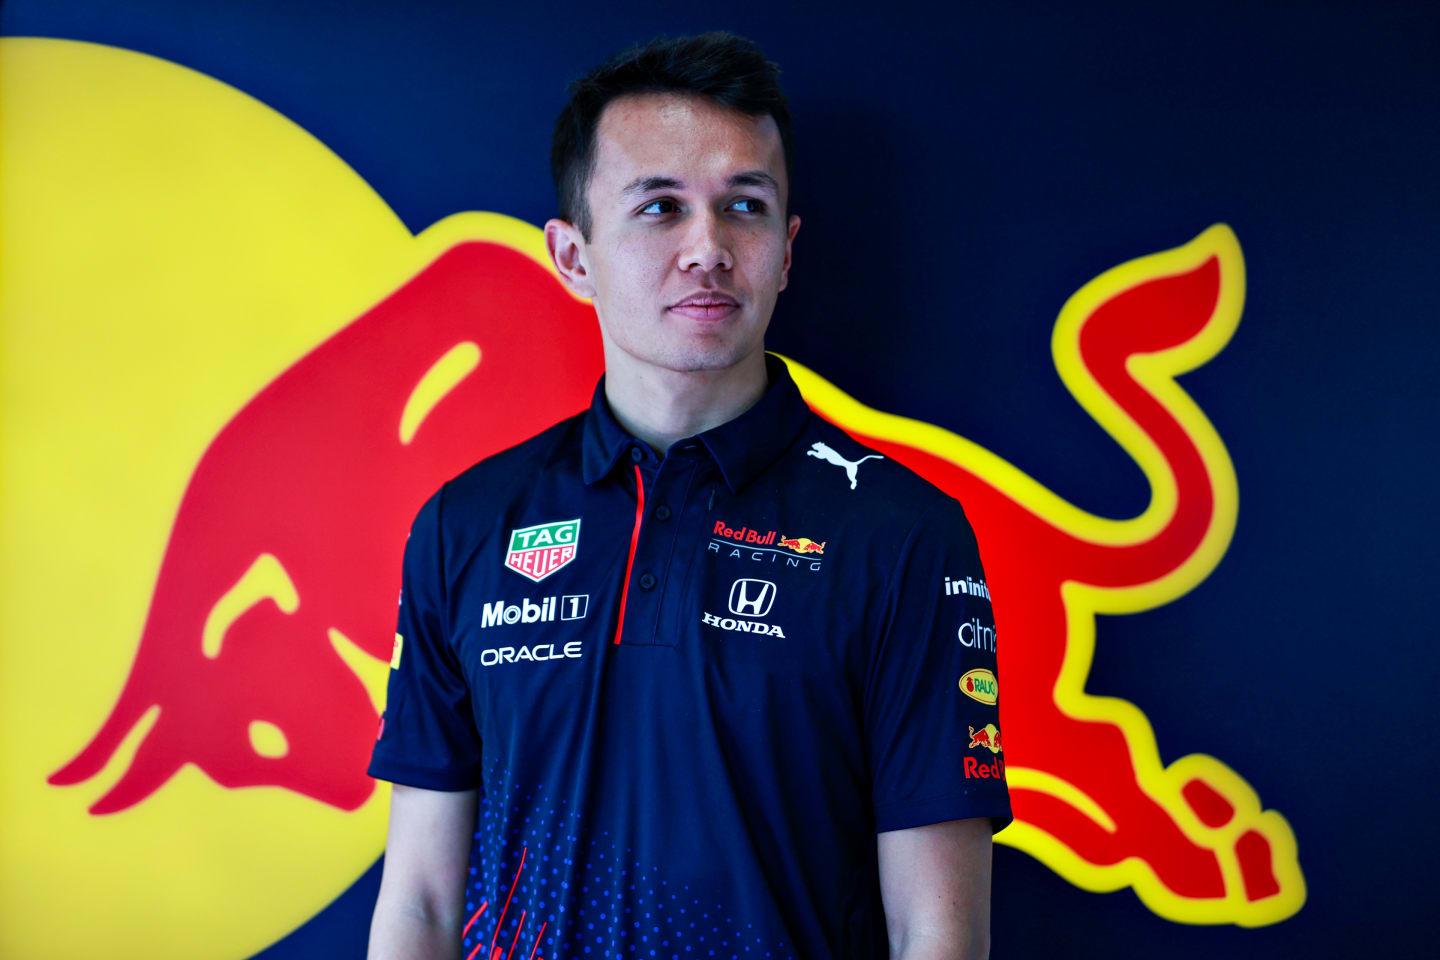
left=728, top=578, right=777, bottom=617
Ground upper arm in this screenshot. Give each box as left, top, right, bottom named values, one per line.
left=866, top=500, right=1010, bottom=833
left=374, top=783, right=478, bottom=928
left=877, top=818, right=992, bottom=960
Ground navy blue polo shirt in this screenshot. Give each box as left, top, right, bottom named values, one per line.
left=368, top=354, right=1009, bottom=960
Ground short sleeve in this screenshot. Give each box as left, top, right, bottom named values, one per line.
left=367, top=487, right=483, bottom=790
left=866, top=498, right=1011, bottom=833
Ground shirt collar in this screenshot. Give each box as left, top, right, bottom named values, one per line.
left=581, top=352, right=812, bottom=493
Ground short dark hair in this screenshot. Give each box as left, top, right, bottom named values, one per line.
left=550, top=31, right=795, bottom=241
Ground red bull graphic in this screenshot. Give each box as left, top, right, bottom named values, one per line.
left=776, top=536, right=826, bottom=555
left=10, top=37, right=1306, bottom=959
left=969, top=724, right=1003, bottom=754
left=786, top=224, right=1304, bottom=925
left=48, top=238, right=602, bottom=814
left=712, top=522, right=828, bottom=556
left=51, top=217, right=1302, bottom=927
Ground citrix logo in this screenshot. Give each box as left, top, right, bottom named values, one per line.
left=480, top=594, right=589, bottom=628
left=958, top=617, right=997, bottom=653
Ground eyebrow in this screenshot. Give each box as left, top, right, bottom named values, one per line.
left=619, top=170, right=780, bottom=198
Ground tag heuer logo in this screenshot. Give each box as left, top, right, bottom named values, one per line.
left=505, top=518, right=581, bottom=582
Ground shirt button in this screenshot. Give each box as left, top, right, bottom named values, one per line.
left=629, top=447, right=644, bottom=463
left=638, top=572, right=657, bottom=590
left=654, top=505, right=672, bottom=521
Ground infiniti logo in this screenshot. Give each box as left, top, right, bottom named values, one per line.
left=728, top=578, right=777, bottom=617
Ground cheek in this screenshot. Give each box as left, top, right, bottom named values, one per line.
left=741, top=231, right=787, bottom=277
left=606, top=236, right=672, bottom=291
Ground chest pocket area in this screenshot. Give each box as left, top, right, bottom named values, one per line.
left=686, top=548, right=841, bottom=680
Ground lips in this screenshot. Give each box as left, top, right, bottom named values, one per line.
left=669, top=292, right=739, bottom=322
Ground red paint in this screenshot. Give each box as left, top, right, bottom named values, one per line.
left=49, top=242, right=603, bottom=814
left=44, top=229, right=1287, bottom=913
left=1238, top=830, right=1281, bottom=901
left=834, top=256, right=1249, bottom=899
left=1182, top=778, right=1235, bottom=828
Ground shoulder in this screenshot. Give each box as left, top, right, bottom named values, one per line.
left=798, top=418, right=971, bottom=533
left=772, top=418, right=982, bottom=580
left=447, top=412, right=583, bottom=495
left=417, top=411, right=586, bottom=533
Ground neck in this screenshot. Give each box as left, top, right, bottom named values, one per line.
left=602, top=349, right=769, bottom=454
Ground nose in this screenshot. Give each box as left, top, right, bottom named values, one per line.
left=678, top=208, right=733, bottom=274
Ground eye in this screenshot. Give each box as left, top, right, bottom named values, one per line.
left=639, top=198, right=678, bottom=216
left=730, top=197, right=768, bottom=214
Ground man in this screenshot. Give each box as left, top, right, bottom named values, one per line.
left=367, top=31, right=1007, bottom=960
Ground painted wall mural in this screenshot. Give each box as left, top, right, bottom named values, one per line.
left=3, top=3, right=1434, bottom=956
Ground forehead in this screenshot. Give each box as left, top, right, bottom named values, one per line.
left=591, top=92, right=784, bottom=192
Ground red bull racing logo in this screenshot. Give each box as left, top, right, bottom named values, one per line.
left=712, top=521, right=777, bottom=545
left=777, top=535, right=825, bottom=555
left=709, top=521, right=828, bottom=571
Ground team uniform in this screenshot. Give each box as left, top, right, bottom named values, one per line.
left=368, top=354, right=1008, bottom=960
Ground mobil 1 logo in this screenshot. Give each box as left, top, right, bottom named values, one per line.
left=481, top=593, right=589, bottom=628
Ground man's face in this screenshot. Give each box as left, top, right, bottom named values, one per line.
left=552, top=92, right=800, bottom=376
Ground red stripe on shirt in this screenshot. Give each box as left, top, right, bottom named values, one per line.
left=613, top=464, right=645, bottom=645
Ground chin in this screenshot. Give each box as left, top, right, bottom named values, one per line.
left=654, top=343, right=755, bottom=375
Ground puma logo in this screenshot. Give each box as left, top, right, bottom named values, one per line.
left=806, top=441, right=883, bottom=490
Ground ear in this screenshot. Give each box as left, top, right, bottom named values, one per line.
left=778, top=214, right=801, bottom=292
left=545, top=218, right=596, bottom=299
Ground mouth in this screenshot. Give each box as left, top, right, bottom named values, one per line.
left=668, top=293, right=740, bottom=322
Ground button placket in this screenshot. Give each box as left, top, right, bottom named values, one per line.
left=625, top=455, right=698, bottom=646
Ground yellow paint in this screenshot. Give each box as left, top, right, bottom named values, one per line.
left=781, top=224, right=1305, bottom=926
left=247, top=721, right=289, bottom=759
left=400, top=341, right=481, bottom=444
left=0, top=38, right=577, bottom=959
left=329, top=628, right=391, bottom=717
left=202, top=553, right=299, bottom=658
left=1005, top=767, right=1117, bottom=833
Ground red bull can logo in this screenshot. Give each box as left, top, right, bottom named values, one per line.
left=777, top=535, right=826, bottom=555
left=968, top=723, right=1003, bottom=754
